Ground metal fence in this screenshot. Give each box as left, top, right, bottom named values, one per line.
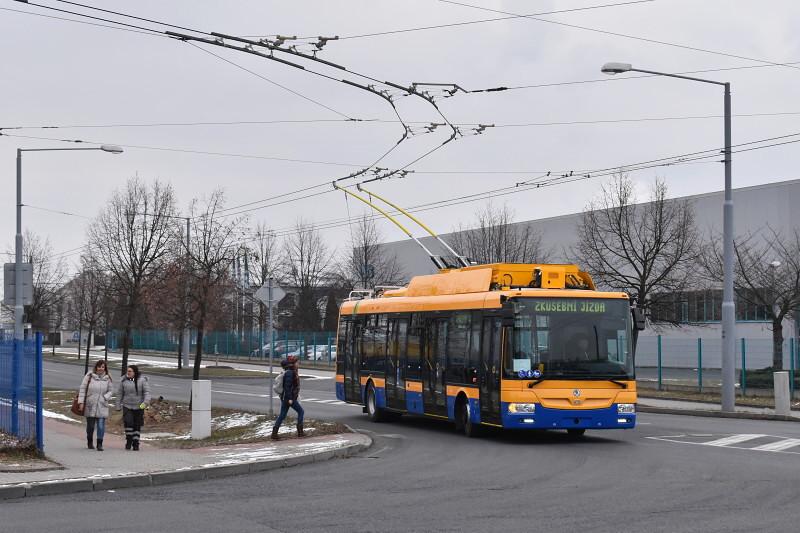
left=107, top=329, right=338, bottom=364
left=636, top=335, right=799, bottom=396
left=0, top=333, right=44, bottom=451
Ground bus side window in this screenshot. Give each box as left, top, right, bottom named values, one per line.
left=447, top=311, right=469, bottom=383
left=406, top=313, right=422, bottom=380
left=374, top=314, right=388, bottom=372
left=467, top=311, right=481, bottom=384
left=336, top=318, right=348, bottom=375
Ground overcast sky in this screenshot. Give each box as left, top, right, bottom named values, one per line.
left=2, top=0, right=799, bottom=278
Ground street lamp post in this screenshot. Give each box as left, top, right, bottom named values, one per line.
left=14, top=145, right=123, bottom=342
left=601, top=62, right=736, bottom=412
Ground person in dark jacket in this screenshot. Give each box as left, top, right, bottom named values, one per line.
left=271, top=355, right=305, bottom=440
left=117, top=365, right=151, bottom=451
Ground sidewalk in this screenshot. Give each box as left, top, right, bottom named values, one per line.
left=0, top=418, right=371, bottom=500
left=638, top=397, right=800, bottom=421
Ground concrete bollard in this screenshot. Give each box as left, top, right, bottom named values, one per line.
left=774, top=371, right=791, bottom=416
left=191, top=380, right=212, bottom=439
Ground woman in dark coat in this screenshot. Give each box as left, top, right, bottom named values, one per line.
left=117, top=365, right=151, bottom=451
left=271, top=355, right=305, bottom=439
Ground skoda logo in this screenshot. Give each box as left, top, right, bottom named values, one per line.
left=572, top=389, right=581, bottom=398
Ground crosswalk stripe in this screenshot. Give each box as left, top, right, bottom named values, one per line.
left=703, top=434, right=766, bottom=447
left=750, top=438, right=800, bottom=452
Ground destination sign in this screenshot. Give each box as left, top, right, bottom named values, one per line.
left=533, top=300, right=606, bottom=313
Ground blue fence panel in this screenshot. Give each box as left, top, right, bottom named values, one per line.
left=0, top=334, right=44, bottom=451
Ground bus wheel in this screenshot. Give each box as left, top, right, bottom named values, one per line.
left=366, top=384, right=384, bottom=422
left=567, top=428, right=586, bottom=438
left=457, top=397, right=479, bottom=438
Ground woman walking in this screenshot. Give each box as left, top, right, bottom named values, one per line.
left=117, top=365, right=151, bottom=451
left=271, top=355, right=305, bottom=440
left=77, top=360, right=113, bottom=451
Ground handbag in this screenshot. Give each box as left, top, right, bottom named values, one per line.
left=71, top=374, right=92, bottom=416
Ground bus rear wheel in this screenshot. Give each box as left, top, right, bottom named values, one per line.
left=366, top=384, right=384, bottom=422
left=567, top=428, right=586, bottom=438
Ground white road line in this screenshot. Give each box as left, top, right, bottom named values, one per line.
left=751, top=438, right=800, bottom=452
left=703, top=434, right=766, bottom=447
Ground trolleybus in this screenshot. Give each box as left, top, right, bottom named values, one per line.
left=334, top=262, right=644, bottom=436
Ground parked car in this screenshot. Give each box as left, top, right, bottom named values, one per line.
left=250, top=339, right=302, bottom=357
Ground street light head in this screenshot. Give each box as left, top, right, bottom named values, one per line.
left=100, top=144, right=124, bottom=154
left=769, top=260, right=782, bottom=269
left=601, top=62, right=632, bottom=75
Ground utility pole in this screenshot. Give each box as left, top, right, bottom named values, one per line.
left=268, top=276, right=275, bottom=416
left=182, top=217, right=190, bottom=368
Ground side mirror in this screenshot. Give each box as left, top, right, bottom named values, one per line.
left=632, top=308, right=646, bottom=331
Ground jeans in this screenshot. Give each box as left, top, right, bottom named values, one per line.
left=274, top=398, right=304, bottom=429
left=86, top=417, right=106, bottom=440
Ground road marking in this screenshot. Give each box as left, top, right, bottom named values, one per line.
left=704, top=434, right=766, bottom=447
left=751, top=438, right=800, bottom=452
left=647, top=433, right=800, bottom=455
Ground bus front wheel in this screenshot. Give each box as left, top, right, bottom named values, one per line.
left=456, top=396, right=479, bottom=438
left=366, top=384, right=384, bottom=422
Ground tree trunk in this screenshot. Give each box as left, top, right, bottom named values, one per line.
left=177, top=329, right=183, bottom=370
left=193, top=311, right=205, bottom=381
left=121, top=295, right=136, bottom=377
left=772, top=318, right=784, bottom=370
left=77, top=324, right=83, bottom=360
left=84, top=325, right=93, bottom=374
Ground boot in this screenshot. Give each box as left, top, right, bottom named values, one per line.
left=96, top=439, right=104, bottom=452
left=297, top=422, right=305, bottom=438
left=271, top=425, right=280, bottom=440
left=87, top=436, right=94, bottom=450
left=132, top=440, right=140, bottom=451
left=125, top=436, right=132, bottom=450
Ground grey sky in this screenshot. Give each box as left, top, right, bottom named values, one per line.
left=2, top=0, right=799, bottom=276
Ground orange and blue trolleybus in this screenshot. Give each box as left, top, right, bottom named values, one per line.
left=334, top=262, right=645, bottom=436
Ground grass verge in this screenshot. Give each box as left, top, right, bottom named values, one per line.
left=43, top=388, right=348, bottom=448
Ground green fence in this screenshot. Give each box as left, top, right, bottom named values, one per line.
left=108, top=329, right=337, bottom=363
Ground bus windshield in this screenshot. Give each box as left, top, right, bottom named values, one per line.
left=506, top=297, right=634, bottom=380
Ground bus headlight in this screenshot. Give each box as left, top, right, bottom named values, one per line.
left=508, top=403, right=536, bottom=413
left=617, top=403, right=636, bottom=414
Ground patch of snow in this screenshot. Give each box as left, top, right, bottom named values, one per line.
left=204, top=435, right=349, bottom=466
left=43, top=409, right=78, bottom=423
left=213, top=413, right=261, bottom=430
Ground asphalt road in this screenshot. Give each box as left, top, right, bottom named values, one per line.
left=4, top=359, right=800, bottom=533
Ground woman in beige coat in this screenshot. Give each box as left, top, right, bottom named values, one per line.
left=77, top=360, right=113, bottom=451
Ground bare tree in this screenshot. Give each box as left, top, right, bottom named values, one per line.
left=283, top=220, right=332, bottom=331
left=703, top=226, right=800, bottom=369
left=186, top=190, right=244, bottom=380
left=72, top=254, right=108, bottom=373
left=338, top=215, right=405, bottom=290
left=245, top=222, right=281, bottom=338
left=3, top=230, right=68, bottom=332
left=572, top=173, right=699, bottom=322
left=449, top=202, right=548, bottom=265
left=88, top=177, right=177, bottom=375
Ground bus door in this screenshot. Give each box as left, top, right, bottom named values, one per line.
left=480, top=317, right=502, bottom=424
left=386, top=318, right=407, bottom=410
left=424, top=318, right=448, bottom=416
left=344, top=319, right=362, bottom=403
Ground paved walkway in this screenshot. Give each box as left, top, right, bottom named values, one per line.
left=638, top=397, right=800, bottom=420
left=0, top=418, right=369, bottom=489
